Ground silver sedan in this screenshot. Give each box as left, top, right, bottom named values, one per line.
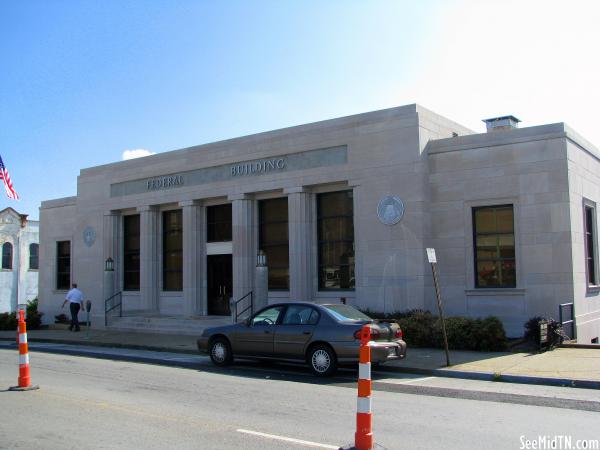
left=197, top=302, right=407, bottom=376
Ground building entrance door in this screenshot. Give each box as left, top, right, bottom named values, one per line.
left=207, top=254, right=232, bottom=316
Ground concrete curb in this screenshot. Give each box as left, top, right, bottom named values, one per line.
left=376, top=364, right=600, bottom=390
left=3, top=336, right=599, bottom=390
left=560, top=343, right=600, bottom=350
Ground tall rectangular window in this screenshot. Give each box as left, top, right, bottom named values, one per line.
left=473, top=205, right=516, bottom=288
left=584, top=203, right=598, bottom=287
left=2, top=242, right=12, bottom=270
left=29, top=243, right=39, bottom=270
left=163, top=210, right=183, bottom=291
left=56, top=241, right=71, bottom=290
left=123, top=214, right=140, bottom=290
left=259, top=198, right=289, bottom=290
left=207, top=204, right=232, bottom=242
left=317, top=190, right=355, bottom=290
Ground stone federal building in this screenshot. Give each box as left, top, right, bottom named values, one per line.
left=38, top=104, right=600, bottom=341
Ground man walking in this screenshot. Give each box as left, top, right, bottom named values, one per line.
left=62, top=283, right=84, bottom=332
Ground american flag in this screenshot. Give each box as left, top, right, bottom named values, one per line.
left=0, top=156, right=20, bottom=200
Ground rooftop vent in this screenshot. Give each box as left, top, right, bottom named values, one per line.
left=483, top=115, right=521, bottom=132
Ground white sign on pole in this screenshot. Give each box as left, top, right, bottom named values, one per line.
left=426, top=248, right=437, bottom=264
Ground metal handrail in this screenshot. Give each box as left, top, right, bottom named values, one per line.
left=233, top=291, right=253, bottom=323
left=104, top=291, right=123, bottom=326
left=558, top=302, right=576, bottom=341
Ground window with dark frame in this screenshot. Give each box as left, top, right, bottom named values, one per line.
left=584, top=204, right=598, bottom=286
left=29, top=243, right=39, bottom=270
left=163, top=210, right=183, bottom=291
left=473, top=205, right=516, bottom=288
left=123, top=214, right=140, bottom=290
left=2, top=242, right=12, bottom=270
left=317, top=190, right=355, bottom=290
left=207, top=204, right=232, bottom=242
left=56, top=241, right=71, bottom=290
left=259, top=198, right=289, bottom=290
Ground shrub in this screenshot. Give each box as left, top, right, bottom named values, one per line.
left=524, top=316, right=544, bottom=344
left=360, top=308, right=508, bottom=352
left=0, top=312, right=17, bottom=330
left=476, top=317, right=508, bottom=351
left=0, top=299, right=43, bottom=331
left=25, top=298, right=43, bottom=330
left=398, top=311, right=437, bottom=347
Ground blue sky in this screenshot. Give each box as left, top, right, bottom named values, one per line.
left=2, top=1, right=599, bottom=219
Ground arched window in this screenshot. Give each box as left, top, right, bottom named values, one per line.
left=2, top=242, right=13, bottom=270
left=30, top=243, right=39, bottom=270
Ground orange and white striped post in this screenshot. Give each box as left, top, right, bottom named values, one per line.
left=355, top=324, right=373, bottom=450
left=9, top=310, right=39, bottom=391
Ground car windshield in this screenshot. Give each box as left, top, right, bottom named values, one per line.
left=323, top=304, right=372, bottom=322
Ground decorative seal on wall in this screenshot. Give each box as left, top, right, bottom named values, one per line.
left=83, top=226, right=96, bottom=248
left=377, top=196, right=405, bottom=225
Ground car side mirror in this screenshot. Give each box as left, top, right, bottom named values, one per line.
left=245, top=318, right=252, bottom=327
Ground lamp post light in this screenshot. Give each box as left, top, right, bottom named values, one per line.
left=255, top=250, right=268, bottom=311
left=103, top=257, right=115, bottom=320
left=256, top=250, right=267, bottom=267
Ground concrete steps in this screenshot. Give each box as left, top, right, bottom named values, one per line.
left=107, top=314, right=232, bottom=336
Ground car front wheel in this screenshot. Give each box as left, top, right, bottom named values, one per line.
left=209, top=337, right=233, bottom=366
left=308, top=344, right=337, bottom=377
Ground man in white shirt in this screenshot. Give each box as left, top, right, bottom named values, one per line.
left=62, top=283, right=84, bottom=332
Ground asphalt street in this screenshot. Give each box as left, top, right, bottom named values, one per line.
left=1, top=345, right=599, bottom=449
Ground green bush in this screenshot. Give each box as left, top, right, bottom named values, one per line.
left=25, top=298, right=43, bottom=330
left=0, top=299, right=43, bottom=331
left=0, top=312, right=17, bottom=330
left=398, top=311, right=437, bottom=347
left=360, top=309, right=508, bottom=352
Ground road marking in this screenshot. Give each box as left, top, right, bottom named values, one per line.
left=236, top=429, right=339, bottom=449
left=397, top=376, right=436, bottom=384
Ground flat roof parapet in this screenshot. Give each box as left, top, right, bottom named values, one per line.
left=41, top=196, right=77, bottom=210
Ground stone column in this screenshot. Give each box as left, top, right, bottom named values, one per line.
left=180, top=200, right=206, bottom=316
left=103, top=211, right=120, bottom=300
left=230, top=194, right=255, bottom=303
left=286, top=187, right=313, bottom=302
left=138, top=205, right=159, bottom=311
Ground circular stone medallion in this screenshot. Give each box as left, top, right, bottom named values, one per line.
left=83, top=226, right=96, bottom=248
left=377, top=196, right=405, bottom=225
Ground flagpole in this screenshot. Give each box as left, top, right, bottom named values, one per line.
left=15, top=230, right=20, bottom=312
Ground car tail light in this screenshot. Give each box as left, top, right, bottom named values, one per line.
left=354, top=328, right=380, bottom=340
left=395, top=328, right=403, bottom=339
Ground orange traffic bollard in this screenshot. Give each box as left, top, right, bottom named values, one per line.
left=342, top=324, right=385, bottom=450
left=355, top=324, right=374, bottom=450
left=9, top=310, right=39, bottom=391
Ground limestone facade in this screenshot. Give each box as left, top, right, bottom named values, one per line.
left=38, top=105, right=600, bottom=340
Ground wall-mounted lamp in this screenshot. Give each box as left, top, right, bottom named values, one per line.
left=256, top=250, right=267, bottom=267
left=105, top=257, right=114, bottom=272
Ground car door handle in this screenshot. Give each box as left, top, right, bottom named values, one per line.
left=264, top=330, right=271, bottom=334
left=303, top=331, right=311, bottom=335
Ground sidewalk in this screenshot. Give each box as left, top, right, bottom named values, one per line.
left=1, top=325, right=599, bottom=388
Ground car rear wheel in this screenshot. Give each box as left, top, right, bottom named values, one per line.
left=209, top=337, right=233, bottom=366
left=308, top=344, right=337, bottom=377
